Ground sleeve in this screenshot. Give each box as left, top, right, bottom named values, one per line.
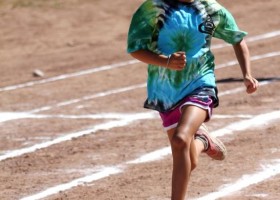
left=127, top=0, right=158, bottom=53
left=213, top=7, right=247, bottom=44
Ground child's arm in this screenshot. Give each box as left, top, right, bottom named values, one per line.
left=130, top=49, right=186, bottom=71
left=232, top=39, right=259, bottom=94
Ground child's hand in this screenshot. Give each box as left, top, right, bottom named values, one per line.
left=244, top=76, right=259, bottom=94
left=167, top=52, right=186, bottom=71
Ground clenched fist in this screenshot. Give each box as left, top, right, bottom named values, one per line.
left=166, top=51, right=187, bottom=71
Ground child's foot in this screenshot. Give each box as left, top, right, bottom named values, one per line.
left=195, top=124, right=227, bottom=160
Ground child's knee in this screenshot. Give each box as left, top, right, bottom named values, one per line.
left=171, top=133, right=191, bottom=150
left=171, top=135, right=186, bottom=149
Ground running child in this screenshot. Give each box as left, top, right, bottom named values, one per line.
left=127, top=0, right=258, bottom=199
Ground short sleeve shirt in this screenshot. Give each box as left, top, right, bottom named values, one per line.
left=127, top=0, right=247, bottom=112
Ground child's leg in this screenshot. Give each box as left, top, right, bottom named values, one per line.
left=167, top=105, right=208, bottom=200
left=167, top=130, right=205, bottom=171
left=189, top=135, right=204, bottom=170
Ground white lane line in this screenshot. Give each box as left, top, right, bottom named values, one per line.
left=0, top=77, right=273, bottom=161
left=29, top=83, right=146, bottom=113
left=127, top=110, right=280, bottom=164
left=0, top=64, right=276, bottom=159
left=0, top=112, right=154, bottom=123
left=0, top=112, right=157, bottom=161
left=212, top=110, right=280, bottom=136
left=0, top=78, right=273, bottom=123
left=195, top=160, right=280, bottom=200
left=19, top=110, right=280, bottom=200
left=0, top=112, right=251, bottom=123
left=0, top=60, right=140, bottom=92
left=20, top=166, right=123, bottom=200
left=218, top=80, right=272, bottom=97
left=216, top=51, right=280, bottom=69
left=211, top=30, right=280, bottom=49
left=1, top=30, right=280, bottom=92
left=212, top=114, right=253, bottom=119
left=29, top=78, right=276, bottom=114
left=246, top=30, right=280, bottom=42
left=0, top=76, right=275, bottom=123
left=22, top=50, right=279, bottom=114
left=0, top=112, right=36, bottom=123
left=126, top=147, right=171, bottom=165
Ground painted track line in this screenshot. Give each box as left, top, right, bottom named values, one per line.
left=19, top=110, right=280, bottom=200
left=0, top=60, right=140, bottom=92
left=211, top=30, right=280, bottom=49
left=20, top=166, right=124, bottom=200
left=0, top=112, right=157, bottom=162
left=29, top=78, right=276, bottom=114
left=1, top=30, right=280, bottom=92
left=216, top=51, right=280, bottom=69
left=195, top=160, right=280, bottom=200
left=0, top=78, right=275, bottom=160
left=218, top=79, right=272, bottom=97
left=23, top=50, right=279, bottom=114
left=0, top=79, right=273, bottom=123
left=29, top=83, right=146, bottom=113
left=0, top=51, right=277, bottom=161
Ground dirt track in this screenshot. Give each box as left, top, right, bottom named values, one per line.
left=0, top=0, right=280, bottom=199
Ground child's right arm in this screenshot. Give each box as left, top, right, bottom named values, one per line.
left=130, top=50, right=186, bottom=71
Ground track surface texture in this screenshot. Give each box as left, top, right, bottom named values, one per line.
left=0, top=0, right=280, bottom=199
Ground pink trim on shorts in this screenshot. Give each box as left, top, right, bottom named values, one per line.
left=159, top=96, right=214, bottom=131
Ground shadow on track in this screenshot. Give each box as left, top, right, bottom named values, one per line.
left=216, top=77, right=280, bottom=84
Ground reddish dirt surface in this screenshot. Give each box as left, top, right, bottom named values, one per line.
left=0, top=0, right=280, bottom=199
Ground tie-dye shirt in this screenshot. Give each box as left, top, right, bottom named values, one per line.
left=127, top=0, right=247, bottom=112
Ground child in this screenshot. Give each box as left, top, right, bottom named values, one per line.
left=127, top=0, right=258, bottom=199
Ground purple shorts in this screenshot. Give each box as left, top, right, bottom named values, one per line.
left=159, top=95, right=214, bottom=131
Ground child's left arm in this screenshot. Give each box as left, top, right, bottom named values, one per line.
left=232, top=39, right=259, bottom=94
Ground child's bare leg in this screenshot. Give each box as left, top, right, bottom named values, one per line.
left=168, top=130, right=205, bottom=171
left=167, top=105, right=208, bottom=200
left=190, top=135, right=205, bottom=170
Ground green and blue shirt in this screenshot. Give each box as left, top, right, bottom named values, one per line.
left=127, top=0, right=247, bottom=112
